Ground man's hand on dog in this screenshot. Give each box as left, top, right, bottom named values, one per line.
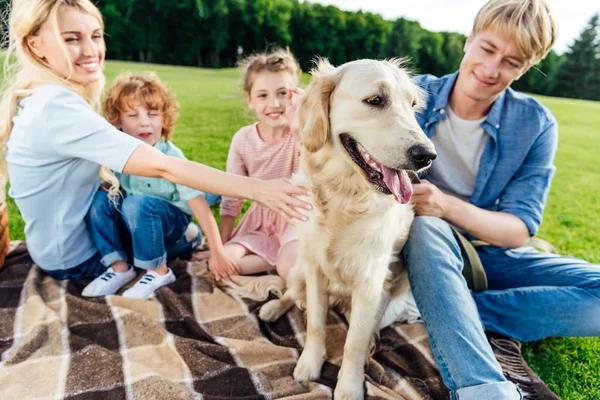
left=412, top=180, right=451, bottom=218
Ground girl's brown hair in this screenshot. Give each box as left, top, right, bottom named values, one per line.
left=237, top=48, right=301, bottom=94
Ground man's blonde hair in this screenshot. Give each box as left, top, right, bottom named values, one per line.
left=472, top=0, right=558, bottom=65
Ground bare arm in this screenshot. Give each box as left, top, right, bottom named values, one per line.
left=187, top=196, right=226, bottom=256
left=122, top=143, right=310, bottom=220
left=413, top=180, right=530, bottom=248
left=187, top=196, right=239, bottom=281
left=442, top=193, right=530, bottom=247
left=219, top=215, right=236, bottom=244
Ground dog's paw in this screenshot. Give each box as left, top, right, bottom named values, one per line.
left=335, top=366, right=365, bottom=400
left=368, top=334, right=377, bottom=357
left=333, top=385, right=364, bottom=400
left=293, top=344, right=326, bottom=381
left=259, top=299, right=286, bottom=322
left=296, top=299, right=307, bottom=310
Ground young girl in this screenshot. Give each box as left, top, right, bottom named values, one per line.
left=1, top=0, right=309, bottom=291
left=195, top=49, right=302, bottom=282
left=80, top=73, right=238, bottom=298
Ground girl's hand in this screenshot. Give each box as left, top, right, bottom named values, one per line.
left=285, top=87, right=304, bottom=137
left=208, top=252, right=240, bottom=282
left=191, top=250, right=210, bottom=261
left=253, top=178, right=311, bottom=221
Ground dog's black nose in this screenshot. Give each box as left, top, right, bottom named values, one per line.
left=409, top=144, right=437, bottom=169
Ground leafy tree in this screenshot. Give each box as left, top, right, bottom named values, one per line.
left=381, top=18, right=424, bottom=69
left=440, top=31, right=466, bottom=74
left=417, top=30, right=446, bottom=76
left=552, top=13, right=599, bottom=100
left=512, top=50, right=563, bottom=95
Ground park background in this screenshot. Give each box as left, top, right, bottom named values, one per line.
left=1, top=0, right=599, bottom=398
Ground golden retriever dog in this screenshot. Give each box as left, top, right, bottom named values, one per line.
left=258, top=59, right=436, bottom=399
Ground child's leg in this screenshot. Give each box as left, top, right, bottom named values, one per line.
left=82, top=191, right=137, bottom=297
left=85, top=190, right=131, bottom=271
left=119, top=195, right=191, bottom=298
left=224, top=243, right=272, bottom=275
left=166, top=222, right=203, bottom=260
left=275, top=240, right=298, bottom=281
left=44, top=252, right=106, bottom=281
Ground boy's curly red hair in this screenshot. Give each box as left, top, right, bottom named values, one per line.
left=102, top=72, right=180, bottom=141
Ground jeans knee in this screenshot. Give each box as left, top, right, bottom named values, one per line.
left=403, top=216, right=463, bottom=277
left=405, top=216, right=455, bottom=253
left=88, top=190, right=120, bottom=222
left=410, top=216, right=450, bottom=237
left=121, top=195, right=156, bottom=230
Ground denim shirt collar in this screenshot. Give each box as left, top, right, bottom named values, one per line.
left=424, top=71, right=513, bottom=205
left=427, top=71, right=507, bottom=143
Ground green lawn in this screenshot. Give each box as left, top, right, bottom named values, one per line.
left=4, top=61, right=600, bottom=398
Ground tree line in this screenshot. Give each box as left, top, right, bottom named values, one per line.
left=1, top=1, right=598, bottom=100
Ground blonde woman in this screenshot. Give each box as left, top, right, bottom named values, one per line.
left=1, top=0, right=309, bottom=290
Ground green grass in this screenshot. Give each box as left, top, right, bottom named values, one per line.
left=3, top=61, right=600, bottom=398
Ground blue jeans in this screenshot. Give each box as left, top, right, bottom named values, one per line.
left=86, top=191, right=202, bottom=270
left=402, top=216, right=600, bottom=400
left=44, top=252, right=106, bottom=280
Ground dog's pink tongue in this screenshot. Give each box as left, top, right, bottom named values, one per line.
left=381, top=166, right=413, bottom=204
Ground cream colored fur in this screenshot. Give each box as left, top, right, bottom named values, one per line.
left=258, top=58, right=435, bottom=399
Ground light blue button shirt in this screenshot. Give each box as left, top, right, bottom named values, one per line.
left=6, top=84, right=141, bottom=271
left=414, top=72, right=558, bottom=237
left=117, top=139, right=203, bottom=215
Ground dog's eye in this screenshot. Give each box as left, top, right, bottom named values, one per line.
left=364, top=96, right=385, bottom=107
left=411, top=100, right=418, bottom=107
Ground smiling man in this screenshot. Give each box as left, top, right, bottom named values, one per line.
left=402, top=0, right=600, bottom=399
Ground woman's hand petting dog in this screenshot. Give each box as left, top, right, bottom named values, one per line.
left=254, top=178, right=311, bottom=222
left=412, top=180, right=451, bottom=218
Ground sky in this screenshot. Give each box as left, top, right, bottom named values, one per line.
left=308, top=0, right=599, bottom=54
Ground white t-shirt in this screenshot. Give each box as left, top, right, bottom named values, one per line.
left=425, top=106, right=489, bottom=202
left=7, top=84, right=142, bottom=271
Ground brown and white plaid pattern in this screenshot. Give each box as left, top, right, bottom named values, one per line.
left=0, top=242, right=558, bottom=399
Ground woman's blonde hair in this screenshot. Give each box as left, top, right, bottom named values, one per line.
left=0, top=0, right=105, bottom=179
left=472, top=0, right=558, bottom=66
left=99, top=72, right=181, bottom=198
left=237, top=47, right=302, bottom=94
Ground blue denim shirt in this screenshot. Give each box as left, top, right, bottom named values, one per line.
left=414, top=72, right=558, bottom=237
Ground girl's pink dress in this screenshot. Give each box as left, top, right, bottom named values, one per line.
left=220, top=123, right=300, bottom=265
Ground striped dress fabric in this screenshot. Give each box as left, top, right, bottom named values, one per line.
left=220, top=123, right=300, bottom=265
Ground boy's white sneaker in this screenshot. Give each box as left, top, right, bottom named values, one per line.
left=82, top=266, right=137, bottom=297
left=122, top=268, right=176, bottom=299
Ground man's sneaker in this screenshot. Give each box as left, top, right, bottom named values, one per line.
left=82, top=266, right=137, bottom=297
left=487, top=332, right=561, bottom=400
left=122, top=268, right=176, bottom=299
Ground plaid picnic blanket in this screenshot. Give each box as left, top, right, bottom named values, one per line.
left=0, top=242, right=559, bottom=399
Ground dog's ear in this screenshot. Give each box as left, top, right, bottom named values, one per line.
left=299, top=59, right=339, bottom=153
